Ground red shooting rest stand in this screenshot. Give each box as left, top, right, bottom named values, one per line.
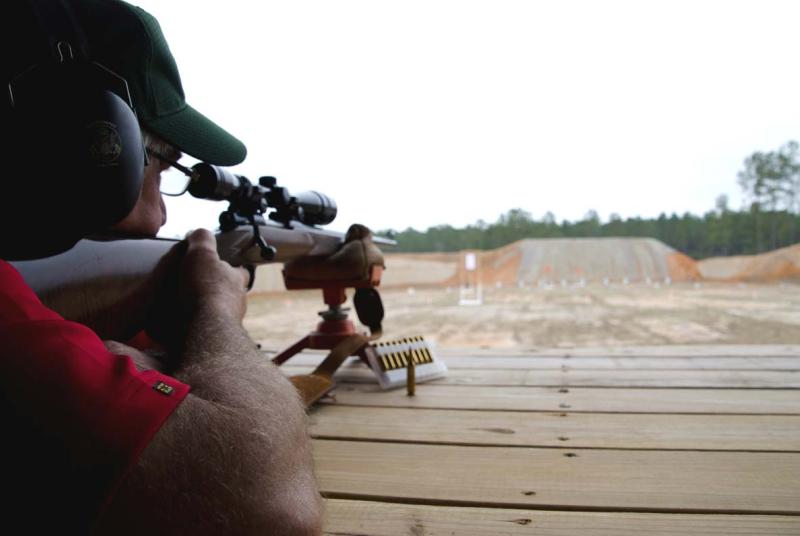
left=271, top=265, right=384, bottom=366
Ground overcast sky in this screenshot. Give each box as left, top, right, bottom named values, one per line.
left=132, top=0, right=800, bottom=237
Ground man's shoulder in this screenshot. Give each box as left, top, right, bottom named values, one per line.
left=0, top=258, right=68, bottom=325
left=0, top=259, right=26, bottom=284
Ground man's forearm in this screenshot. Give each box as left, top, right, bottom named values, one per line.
left=98, top=304, right=322, bottom=535
left=174, top=304, right=315, bottom=477
left=175, top=305, right=291, bottom=406
left=183, top=304, right=320, bottom=528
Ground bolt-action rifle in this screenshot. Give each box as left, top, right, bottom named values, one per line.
left=12, top=162, right=394, bottom=405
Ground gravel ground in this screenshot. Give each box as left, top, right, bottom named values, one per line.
left=244, top=281, right=800, bottom=352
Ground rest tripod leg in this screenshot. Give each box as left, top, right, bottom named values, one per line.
left=271, top=286, right=358, bottom=366
left=272, top=336, right=310, bottom=365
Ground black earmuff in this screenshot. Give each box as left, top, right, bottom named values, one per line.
left=1, top=0, right=145, bottom=259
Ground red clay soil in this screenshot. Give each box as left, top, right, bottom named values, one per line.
left=380, top=248, right=519, bottom=290
left=698, top=243, right=800, bottom=282
left=738, top=244, right=800, bottom=281
left=666, top=252, right=702, bottom=281
left=440, top=243, right=522, bottom=288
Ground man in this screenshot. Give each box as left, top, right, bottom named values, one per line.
left=0, top=0, right=321, bottom=533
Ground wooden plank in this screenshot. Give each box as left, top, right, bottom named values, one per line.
left=278, top=353, right=800, bottom=370
left=323, top=499, right=800, bottom=535
left=314, top=439, right=800, bottom=514
left=284, top=364, right=800, bottom=388
left=268, top=345, right=800, bottom=359
left=438, top=344, right=800, bottom=357
left=309, top=406, right=800, bottom=451
left=324, top=384, right=800, bottom=414
left=432, top=356, right=800, bottom=371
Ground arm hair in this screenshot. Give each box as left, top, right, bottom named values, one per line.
left=94, top=305, right=321, bottom=535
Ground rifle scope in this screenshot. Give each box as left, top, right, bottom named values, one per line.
left=186, top=162, right=337, bottom=226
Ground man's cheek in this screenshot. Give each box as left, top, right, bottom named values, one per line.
left=160, top=196, right=167, bottom=226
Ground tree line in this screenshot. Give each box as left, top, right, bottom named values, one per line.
left=383, top=141, right=800, bottom=260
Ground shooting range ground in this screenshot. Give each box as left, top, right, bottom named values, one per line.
left=251, top=238, right=800, bottom=534
left=246, top=238, right=800, bottom=350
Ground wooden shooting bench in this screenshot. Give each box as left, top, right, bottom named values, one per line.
left=280, top=345, right=800, bottom=535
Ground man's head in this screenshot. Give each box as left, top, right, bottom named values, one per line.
left=68, top=0, right=247, bottom=167
left=0, top=0, right=247, bottom=258
left=110, top=130, right=174, bottom=237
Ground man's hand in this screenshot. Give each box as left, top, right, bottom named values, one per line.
left=179, top=229, right=250, bottom=321
left=146, top=229, right=250, bottom=353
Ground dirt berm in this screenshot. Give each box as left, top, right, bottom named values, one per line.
left=698, top=243, right=800, bottom=282
left=380, top=237, right=700, bottom=288
left=251, top=238, right=800, bottom=293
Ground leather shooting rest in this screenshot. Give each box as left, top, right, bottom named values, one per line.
left=272, top=224, right=385, bottom=407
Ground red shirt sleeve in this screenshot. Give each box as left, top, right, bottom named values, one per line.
left=0, top=260, right=190, bottom=528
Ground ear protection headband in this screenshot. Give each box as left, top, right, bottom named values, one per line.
left=2, top=0, right=146, bottom=259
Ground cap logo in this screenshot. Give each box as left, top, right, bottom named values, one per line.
left=86, top=120, right=122, bottom=167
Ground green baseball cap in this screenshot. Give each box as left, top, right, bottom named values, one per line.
left=71, top=0, right=247, bottom=166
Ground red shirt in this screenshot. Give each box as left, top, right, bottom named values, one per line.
left=0, top=260, right=189, bottom=531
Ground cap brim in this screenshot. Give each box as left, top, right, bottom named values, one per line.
left=146, top=104, right=247, bottom=166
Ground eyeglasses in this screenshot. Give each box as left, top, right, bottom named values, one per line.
left=146, top=147, right=195, bottom=196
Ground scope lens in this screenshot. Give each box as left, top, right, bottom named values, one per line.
left=293, top=191, right=337, bottom=225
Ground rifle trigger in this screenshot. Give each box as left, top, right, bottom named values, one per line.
left=257, top=240, right=276, bottom=261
